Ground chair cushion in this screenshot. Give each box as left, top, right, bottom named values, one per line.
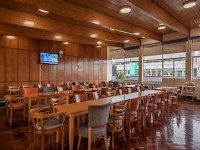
left=108, top=116, right=123, bottom=124
left=8, top=103, right=26, bottom=108
left=125, top=109, right=137, bottom=116
left=36, top=118, right=62, bottom=130
left=78, top=122, right=106, bottom=138
left=148, top=103, right=154, bottom=107
left=138, top=105, right=146, bottom=110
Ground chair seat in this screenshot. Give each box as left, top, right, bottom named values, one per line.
left=169, top=95, right=177, bottom=98
left=108, top=116, right=123, bottom=124
left=36, top=118, right=62, bottom=130
left=8, top=103, right=26, bottom=108
left=78, top=122, right=106, bottom=138
left=148, top=103, right=155, bottom=107
left=31, top=103, right=49, bottom=109
left=125, top=109, right=137, bottom=116
left=138, top=105, right=146, bottom=110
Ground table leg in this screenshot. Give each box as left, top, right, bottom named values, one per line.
left=28, top=98, right=31, bottom=122
left=69, top=114, right=74, bottom=150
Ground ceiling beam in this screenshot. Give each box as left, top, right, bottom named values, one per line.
left=0, top=7, right=140, bottom=45
left=127, top=0, right=189, bottom=36
left=0, top=22, right=123, bottom=47
left=12, top=0, right=162, bottom=41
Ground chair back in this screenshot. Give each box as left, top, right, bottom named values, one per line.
left=23, top=87, right=38, bottom=95
left=88, top=103, right=111, bottom=128
left=57, top=86, right=64, bottom=92
left=75, top=81, right=81, bottom=85
left=136, top=86, right=141, bottom=92
left=161, top=92, right=167, bottom=101
left=119, top=88, right=128, bottom=95
left=73, top=90, right=85, bottom=94
left=144, top=95, right=151, bottom=107
left=127, top=88, right=132, bottom=93
left=89, top=84, right=95, bottom=88
left=43, top=87, right=55, bottom=93
left=23, top=85, right=33, bottom=88
left=84, top=81, right=89, bottom=85
left=9, top=86, right=20, bottom=90
left=106, top=90, right=116, bottom=97
left=130, top=98, right=140, bottom=111
left=153, top=93, right=159, bottom=104
left=101, top=87, right=108, bottom=96
left=4, top=95, right=25, bottom=108
left=51, top=93, right=69, bottom=112
left=74, top=93, right=88, bottom=103
left=113, top=101, right=128, bottom=119
left=71, top=85, right=81, bottom=90
left=92, top=91, right=100, bottom=100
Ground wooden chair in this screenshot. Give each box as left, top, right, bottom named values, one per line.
left=30, top=107, right=65, bottom=150
left=51, top=93, right=69, bottom=113
left=77, top=103, right=111, bottom=150
left=73, top=90, right=85, bottom=95
left=57, top=86, right=64, bottom=92
left=101, top=87, right=108, bottom=98
left=107, top=101, right=128, bottom=148
left=137, top=95, right=151, bottom=129
left=71, top=85, right=81, bottom=91
left=8, top=85, right=20, bottom=95
left=23, top=87, right=38, bottom=95
left=74, top=93, right=88, bottom=103
left=106, top=90, right=116, bottom=97
left=148, top=93, right=159, bottom=122
left=47, top=83, right=54, bottom=87
left=171, top=91, right=181, bottom=109
left=31, top=95, right=50, bottom=109
left=91, top=91, right=101, bottom=100
left=42, top=87, right=55, bottom=93
left=157, top=92, right=167, bottom=108
left=124, top=98, right=140, bottom=136
left=4, top=95, right=26, bottom=125
left=23, top=85, right=33, bottom=88
left=119, top=88, right=129, bottom=95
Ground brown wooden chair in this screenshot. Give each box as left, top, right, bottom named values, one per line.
left=47, top=83, right=54, bottom=87
left=91, top=91, right=101, bottom=100
left=106, top=90, right=116, bottom=97
left=8, top=85, right=20, bottom=95
left=137, top=95, right=151, bottom=129
left=30, top=107, right=65, bottom=150
left=107, top=101, right=128, bottom=148
left=57, top=86, right=64, bottom=92
left=157, top=92, right=167, bottom=108
left=23, top=85, right=33, bottom=88
left=119, top=88, right=129, bottom=95
left=73, top=90, right=85, bottom=95
left=74, top=93, right=88, bottom=103
left=71, top=85, right=81, bottom=91
left=148, top=93, right=159, bottom=122
left=23, top=87, right=38, bottom=95
left=170, top=91, right=181, bottom=109
left=4, top=95, right=26, bottom=125
left=51, top=93, right=69, bottom=113
left=31, top=95, right=50, bottom=109
left=124, top=98, right=140, bottom=136
left=101, top=87, right=108, bottom=98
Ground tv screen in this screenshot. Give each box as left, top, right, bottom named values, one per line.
left=40, top=52, right=58, bottom=64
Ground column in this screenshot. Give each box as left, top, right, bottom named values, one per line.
left=185, top=39, right=192, bottom=82
left=138, top=46, right=143, bottom=84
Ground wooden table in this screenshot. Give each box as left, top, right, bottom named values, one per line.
left=155, top=86, right=178, bottom=92
left=55, top=90, right=162, bottom=150
left=122, top=85, right=136, bottom=88
left=24, top=90, right=71, bottom=122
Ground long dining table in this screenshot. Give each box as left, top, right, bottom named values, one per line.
left=55, top=90, right=162, bottom=150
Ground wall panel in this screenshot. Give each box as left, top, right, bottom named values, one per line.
left=30, top=51, right=39, bottom=81
left=18, top=36, right=29, bottom=50
left=71, top=56, right=78, bottom=81
left=18, top=50, right=29, bottom=82
left=78, top=57, right=84, bottom=81
left=65, top=56, right=71, bottom=81
left=57, top=56, right=65, bottom=81
left=0, top=48, right=5, bottom=83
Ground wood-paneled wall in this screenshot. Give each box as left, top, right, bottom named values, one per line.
left=0, top=35, right=107, bottom=97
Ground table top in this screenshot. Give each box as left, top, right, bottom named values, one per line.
left=122, top=85, right=136, bottom=88
left=155, top=86, right=178, bottom=91
left=55, top=90, right=162, bottom=116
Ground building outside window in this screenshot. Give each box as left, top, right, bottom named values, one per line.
left=193, top=51, right=200, bottom=78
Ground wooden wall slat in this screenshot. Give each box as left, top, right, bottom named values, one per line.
left=41, top=64, right=49, bottom=82
left=65, top=56, right=72, bottom=82
left=40, top=39, right=48, bottom=52
left=6, top=37, right=17, bottom=49
left=83, top=58, right=89, bottom=81
left=71, top=56, right=78, bottom=81
left=57, top=56, right=65, bottom=81
left=0, top=48, right=5, bottom=83
left=18, top=36, right=29, bottom=50
left=78, top=57, right=84, bottom=81
left=18, top=50, right=29, bottom=82
left=30, top=51, right=39, bottom=81
left=0, top=35, right=5, bottom=47
left=30, top=38, right=39, bottom=51
left=6, top=48, right=18, bottom=83
left=48, top=65, right=56, bottom=81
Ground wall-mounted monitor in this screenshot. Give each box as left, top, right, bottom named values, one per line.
left=40, top=52, right=58, bottom=64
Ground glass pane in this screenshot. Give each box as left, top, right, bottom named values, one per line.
left=143, top=55, right=162, bottom=60
left=163, top=59, right=173, bottom=77
left=143, top=59, right=162, bottom=76
left=174, top=58, right=185, bottom=77
left=193, top=57, right=200, bottom=77
left=163, top=52, right=186, bottom=59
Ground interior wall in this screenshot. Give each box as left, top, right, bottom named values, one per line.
left=0, top=35, right=107, bottom=97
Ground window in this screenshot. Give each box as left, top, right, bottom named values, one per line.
left=193, top=51, right=200, bottom=78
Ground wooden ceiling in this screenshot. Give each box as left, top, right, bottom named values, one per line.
left=0, top=0, right=199, bottom=47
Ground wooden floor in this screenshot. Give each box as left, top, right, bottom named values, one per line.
left=0, top=101, right=200, bottom=150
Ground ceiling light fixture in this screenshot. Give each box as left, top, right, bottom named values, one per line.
left=199, top=24, right=200, bottom=27
left=158, top=24, right=166, bottom=30
left=63, top=42, right=69, bottom=45
left=120, top=5, right=131, bottom=13
left=24, top=20, right=35, bottom=27
left=133, top=32, right=140, bottom=35
left=90, top=34, right=97, bottom=38
left=6, top=35, right=15, bottom=39
left=38, top=8, right=49, bottom=13
left=183, top=0, right=197, bottom=8
left=54, top=35, right=62, bottom=39
left=96, top=45, right=102, bottom=48
left=97, top=41, right=102, bottom=45
left=110, top=28, right=115, bottom=31
left=92, top=21, right=100, bottom=25
left=124, top=40, right=130, bottom=43
left=142, top=36, right=146, bottom=39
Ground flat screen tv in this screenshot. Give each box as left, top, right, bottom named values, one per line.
left=40, top=52, right=58, bottom=64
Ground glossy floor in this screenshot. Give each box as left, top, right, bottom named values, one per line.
left=0, top=102, right=200, bottom=150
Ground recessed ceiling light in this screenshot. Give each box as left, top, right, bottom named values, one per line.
left=199, top=24, right=200, bottom=27
left=6, top=35, right=15, bottom=39
left=54, top=35, right=62, bottom=39
left=133, top=32, right=140, bottom=35
left=63, top=42, right=69, bottom=45
left=120, top=5, right=131, bottom=13
left=183, top=0, right=197, bottom=8
left=110, top=28, right=115, bottom=31
left=97, top=41, right=102, bottom=45
left=96, top=45, right=102, bottom=48
left=90, top=34, right=97, bottom=38
left=158, top=24, right=166, bottom=30
left=142, top=36, right=146, bottom=39
left=124, top=40, right=130, bottom=43
left=92, top=21, right=100, bottom=25
left=24, top=20, right=35, bottom=27
left=38, top=8, right=49, bottom=13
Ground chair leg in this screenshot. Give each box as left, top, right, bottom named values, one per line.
left=61, top=128, right=64, bottom=150
left=23, top=108, right=26, bottom=123
left=112, top=131, right=114, bottom=148
left=56, top=131, right=60, bottom=143
left=123, top=123, right=126, bottom=142
left=104, top=132, right=109, bottom=150
left=10, top=109, right=13, bottom=126
left=41, top=133, right=45, bottom=150
left=88, top=128, right=91, bottom=150
left=6, top=109, right=9, bottom=121
left=32, top=132, right=36, bottom=150
left=77, top=134, right=81, bottom=150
